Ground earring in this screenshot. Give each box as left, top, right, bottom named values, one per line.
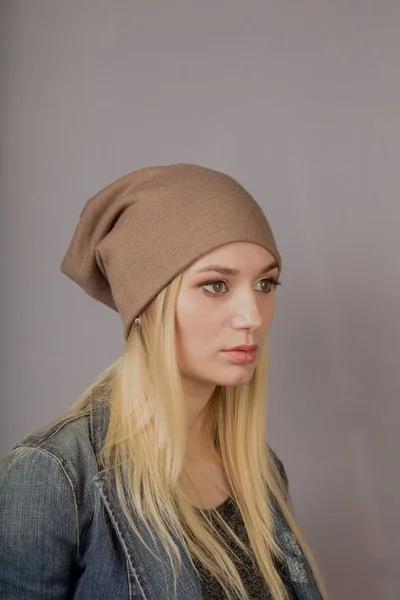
left=135, top=316, right=141, bottom=328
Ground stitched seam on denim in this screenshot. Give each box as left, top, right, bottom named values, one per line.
left=126, top=556, right=135, bottom=600
left=94, top=397, right=101, bottom=455
left=39, top=417, right=82, bottom=444
left=25, top=446, right=81, bottom=560
left=13, top=415, right=85, bottom=449
left=91, top=395, right=104, bottom=462
left=96, top=480, right=152, bottom=600
left=107, top=502, right=152, bottom=600
left=89, top=393, right=98, bottom=453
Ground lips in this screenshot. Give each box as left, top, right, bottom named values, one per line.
left=223, top=348, right=257, bottom=364
left=224, top=345, right=258, bottom=352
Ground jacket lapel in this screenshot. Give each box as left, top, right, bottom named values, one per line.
left=273, top=502, right=323, bottom=600
left=89, top=391, right=203, bottom=600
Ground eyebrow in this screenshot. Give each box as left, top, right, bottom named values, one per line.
left=195, top=260, right=279, bottom=277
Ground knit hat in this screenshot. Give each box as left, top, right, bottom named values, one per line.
left=60, top=163, right=282, bottom=340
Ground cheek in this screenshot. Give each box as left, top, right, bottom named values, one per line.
left=175, top=299, right=218, bottom=357
left=177, top=309, right=215, bottom=346
left=176, top=289, right=208, bottom=328
left=262, top=293, right=276, bottom=319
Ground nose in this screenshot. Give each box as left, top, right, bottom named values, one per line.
left=232, top=302, right=263, bottom=331
left=234, top=314, right=262, bottom=331
left=231, top=287, right=275, bottom=331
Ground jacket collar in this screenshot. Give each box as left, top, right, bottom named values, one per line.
left=89, top=386, right=110, bottom=464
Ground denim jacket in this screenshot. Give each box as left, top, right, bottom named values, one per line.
left=0, top=392, right=323, bottom=600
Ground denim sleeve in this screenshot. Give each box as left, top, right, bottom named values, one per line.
left=0, top=445, right=80, bottom=599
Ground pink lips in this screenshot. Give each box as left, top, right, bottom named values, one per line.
left=224, top=344, right=258, bottom=352
left=223, top=349, right=257, bottom=364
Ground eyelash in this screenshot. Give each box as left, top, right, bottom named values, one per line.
left=200, top=277, right=282, bottom=296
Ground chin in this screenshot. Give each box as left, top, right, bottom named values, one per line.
left=216, top=369, right=256, bottom=387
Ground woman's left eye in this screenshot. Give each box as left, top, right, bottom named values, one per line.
left=201, top=278, right=281, bottom=295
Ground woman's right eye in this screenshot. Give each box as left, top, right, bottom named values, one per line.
left=201, top=280, right=227, bottom=295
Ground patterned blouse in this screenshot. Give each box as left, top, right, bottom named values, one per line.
left=192, top=496, right=298, bottom=599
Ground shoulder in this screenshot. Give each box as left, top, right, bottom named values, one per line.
left=1, top=413, right=98, bottom=500
left=267, top=444, right=289, bottom=489
left=266, top=443, right=291, bottom=507
left=0, top=413, right=99, bottom=546
left=0, top=415, right=101, bottom=591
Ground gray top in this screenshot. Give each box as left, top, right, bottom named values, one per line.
left=192, top=496, right=298, bottom=599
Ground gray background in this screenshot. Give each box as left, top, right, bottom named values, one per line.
left=1, top=1, right=399, bottom=598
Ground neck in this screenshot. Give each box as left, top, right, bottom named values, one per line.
left=182, top=377, right=217, bottom=461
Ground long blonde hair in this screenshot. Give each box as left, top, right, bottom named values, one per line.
left=62, top=272, right=329, bottom=600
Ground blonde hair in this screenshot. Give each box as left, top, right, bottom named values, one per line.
left=62, top=272, right=329, bottom=600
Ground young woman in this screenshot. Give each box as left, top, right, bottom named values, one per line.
left=0, top=164, right=329, bottom=599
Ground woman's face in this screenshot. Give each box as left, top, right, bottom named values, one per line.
left=175, top=242, right=279, bottom=388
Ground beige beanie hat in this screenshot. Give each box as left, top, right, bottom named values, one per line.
left=60, top=163, right=282, bottom=340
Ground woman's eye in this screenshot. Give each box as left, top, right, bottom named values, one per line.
left=201, top=278, right=280, bottom=295
left=259, top=277, right=282, bottom=291
left=202, top=281, right=227, bottom=294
